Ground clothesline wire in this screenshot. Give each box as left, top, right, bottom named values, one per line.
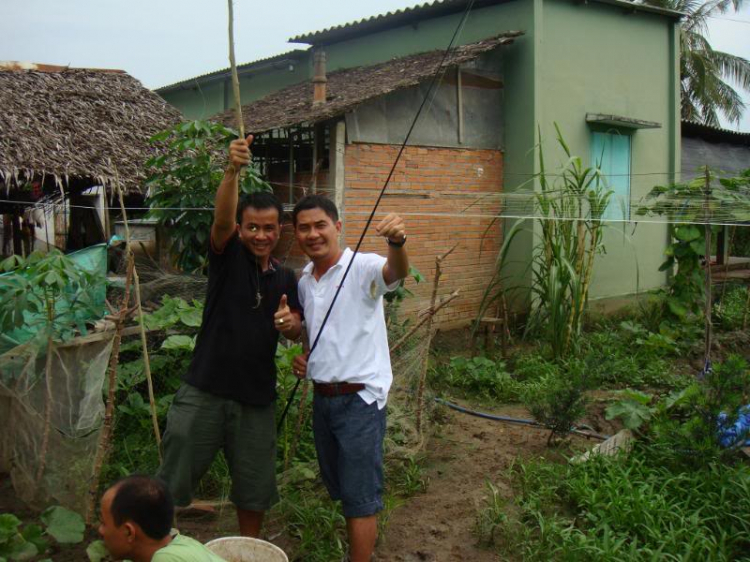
left=2, top=198, right=748, bottom=227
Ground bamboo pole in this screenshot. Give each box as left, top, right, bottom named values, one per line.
left=415, top=246, right=455, bottom=435
left=34, top=301, right=56, bottom=488
left=112, top=171, right=162, bottom=458
left=227, top=0, right=245, bottom=140
left=703, top=167, right=713, bottom=367
left=85, top=257, right=134, bottom=525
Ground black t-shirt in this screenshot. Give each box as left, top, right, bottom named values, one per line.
left=184, top=234, right=299, bottom=406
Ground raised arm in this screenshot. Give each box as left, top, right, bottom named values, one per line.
left=210, top=135, right=253, bottom=252
left=375, top=213, right=409, bottom=286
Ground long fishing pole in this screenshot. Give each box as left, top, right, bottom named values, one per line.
left=277, top=0, right=479, bottom=431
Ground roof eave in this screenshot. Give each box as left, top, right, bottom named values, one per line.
left=682, top=120, right=750, bottom=145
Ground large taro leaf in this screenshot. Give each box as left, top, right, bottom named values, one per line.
left=40, top=507, right=84, bottom=544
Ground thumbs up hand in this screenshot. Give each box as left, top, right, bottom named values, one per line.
left=274, top=294, right=294, bottom=335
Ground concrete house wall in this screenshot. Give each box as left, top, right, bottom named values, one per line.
left=537, top=0, right=680, bottom=301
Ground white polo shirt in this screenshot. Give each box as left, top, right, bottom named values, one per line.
left=299, top=248, right=398, bottom=409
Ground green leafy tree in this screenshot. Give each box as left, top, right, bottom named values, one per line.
left=145, top=120, right=272, bottom=273
left=642, top=0, right=750, bottom=126
left=0, top=250, right=103, bottom=345
left=638, top=167, right=750, bottom=322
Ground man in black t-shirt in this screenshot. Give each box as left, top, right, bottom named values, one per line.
left=157, top=136, right=301, bottom=538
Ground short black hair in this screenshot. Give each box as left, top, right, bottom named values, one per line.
left=292, top=194, right=339, bottom=226
left=109, top=475, right=173, bottom=540
left=237, top=190, right=283, bottom=224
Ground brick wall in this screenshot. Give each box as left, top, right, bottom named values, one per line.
left=343, top=143, right=503, bottom=329
left=272, top=169, right=331, bottom=270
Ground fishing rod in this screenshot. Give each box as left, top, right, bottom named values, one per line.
left=277, top=0, right=479, bottom=431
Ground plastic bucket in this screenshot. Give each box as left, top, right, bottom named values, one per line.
left=205, top=537, right=289, bottom=562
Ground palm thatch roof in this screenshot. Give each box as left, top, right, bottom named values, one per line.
left=0, top=63, right=182, bottom=193
left=216, top=32, right=522, bottom=134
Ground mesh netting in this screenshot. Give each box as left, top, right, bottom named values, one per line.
left=0, top=254, right=442, bottom=509
left=386, top=318, right=436, bottom=459
left=0, top=333, right=114, bottom=512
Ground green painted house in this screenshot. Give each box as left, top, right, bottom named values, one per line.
left=157, top=0, right=682, bottom=325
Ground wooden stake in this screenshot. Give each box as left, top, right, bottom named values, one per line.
left=413, top=245, right=458, bottom=436
left=34, top=310, right=55, bottom=488
left=85, top=257, right=134, bottom=525
left=112, top=171, right=162, bottom=458
left=703, top=166, right=713, bottom=366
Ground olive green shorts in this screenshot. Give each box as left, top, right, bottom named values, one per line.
left=157, top=384, right=278, bottom=511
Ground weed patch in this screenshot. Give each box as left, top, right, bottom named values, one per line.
left=481, top=448, right=750, bottom=560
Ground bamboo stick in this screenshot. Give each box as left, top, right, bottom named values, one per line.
left=34, top=303, right=56, bottom=489
left=85, top=257, right=134, bottom=525
left=415, top=247, right=455, bottom=435
left=112, top=170, right=162, bottom=458
left=703, top=167, right=713, bottom=367
left=227, top=0, right=245, bottom=140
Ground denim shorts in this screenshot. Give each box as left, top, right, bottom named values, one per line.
left=312, top=393, right=386, bottom=518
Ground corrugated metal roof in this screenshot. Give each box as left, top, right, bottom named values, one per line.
left=289, top=0, right=682, bottom=45
left=155, top=49, right=308, bottom=93
left=682, top=120, right=750, bottom=145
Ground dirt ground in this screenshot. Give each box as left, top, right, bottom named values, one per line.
left=372, top=400, right=616, bottom=562
left=0, top=399, right=618, bottom=561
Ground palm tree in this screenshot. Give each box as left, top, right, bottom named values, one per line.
left=642, top=0, right=750, bottom=126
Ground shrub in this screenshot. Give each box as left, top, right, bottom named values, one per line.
left=647, top=354, right=750, bottom=469
left=714, top=284, right=749, bottom=331
left=436, top=356, right=522, bottom=401
left=521, top=363, right=588, bottom=445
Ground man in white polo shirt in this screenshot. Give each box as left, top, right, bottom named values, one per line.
left=291, top=195, right=408, bottom=562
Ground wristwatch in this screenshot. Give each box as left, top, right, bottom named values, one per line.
left=387, top=235, right=407, bottom=248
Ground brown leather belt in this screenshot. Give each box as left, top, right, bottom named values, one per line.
left=313, top=381, right=365, bottom=397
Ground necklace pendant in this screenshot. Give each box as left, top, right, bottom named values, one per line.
left=253, top=291, right=263, bottom=309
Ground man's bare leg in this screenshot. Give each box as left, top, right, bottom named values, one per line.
left=237, top=508, right=264, bottom=537
left=347, top=515, right=377, bottom=562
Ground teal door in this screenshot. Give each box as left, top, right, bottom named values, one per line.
left=591, top=131, right=631, bottom=221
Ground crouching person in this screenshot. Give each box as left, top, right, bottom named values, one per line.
left=98, top=475, right=226, bottom=562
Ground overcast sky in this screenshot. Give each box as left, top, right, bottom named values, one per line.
left=2, top=0, right=749, bottom=131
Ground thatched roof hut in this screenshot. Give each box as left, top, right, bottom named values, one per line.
left=0, top=63, right=182, bottom=194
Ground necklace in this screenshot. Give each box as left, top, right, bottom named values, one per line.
left=253, top=262, right=262, bottom=309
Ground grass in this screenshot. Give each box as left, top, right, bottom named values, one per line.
left=477, top=447, right=750, bottom=561
left=270, top=453, right=428, bottom=561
